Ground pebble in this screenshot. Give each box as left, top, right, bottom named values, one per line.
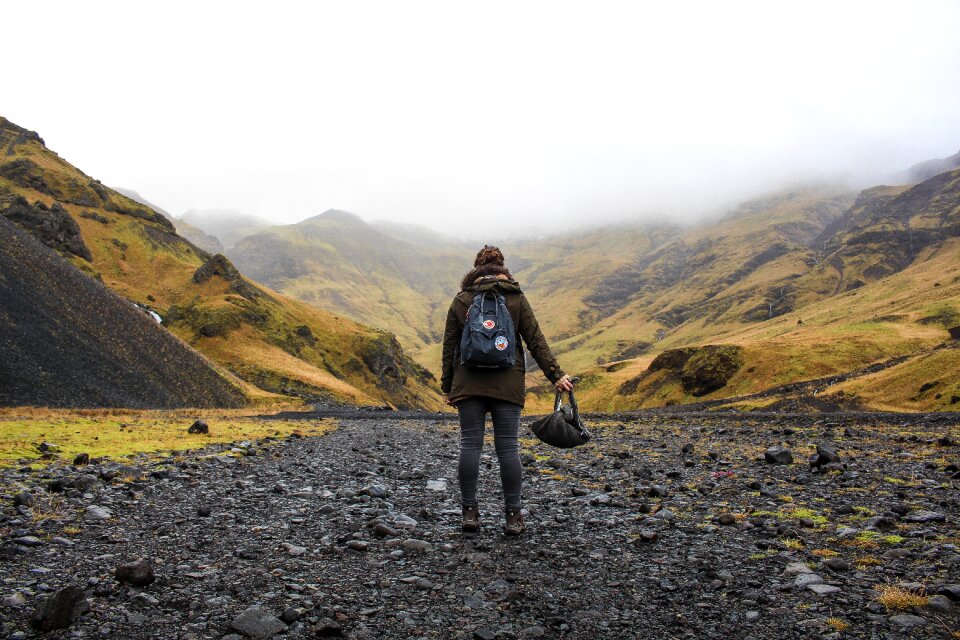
left=904, top=510, right=946, bottom=523
left=784, top=562, right=814, bottom=575
left=716, top=513, right=737, bottom=526
left=85, top=505, right=112, bottom=521
left=402, top=539, right=433, bottom=553
left=393, top=514, right=418, bottom=529
left=13, top=536, right=43, bottom=547
left=764, top=447, right=793, bottom=464
left=115, top=558, right=155, bottom=587
left=230, top=605, right=287, bottom=638
left=926, top=595, right=954, bottom=614
left=889, top=614, right=928, bottom=627
left=807, top=584, right=840, bottom=595
left=3, top=593, right=27, bottom=607
left=315, top=617, right=343, bottom=636
left=282, top=542, right=308, bottom=556
left=793, top=574, right=823, bottom=589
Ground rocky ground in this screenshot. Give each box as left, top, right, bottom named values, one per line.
left=1, top=412, right=958, bottom=639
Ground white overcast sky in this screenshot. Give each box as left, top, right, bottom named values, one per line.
left=4, top=1, right=960, bottom=234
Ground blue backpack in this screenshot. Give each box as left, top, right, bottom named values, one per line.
left=459, top=290, right=516, bottom=369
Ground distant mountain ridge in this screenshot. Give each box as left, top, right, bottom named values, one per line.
left=224, top=162, right=960, bottom=413
left=180, top=208, right=271, bottom=249
left=229, top=209, right=471, bottom=370
left=115, top=187, right=225, bottom=254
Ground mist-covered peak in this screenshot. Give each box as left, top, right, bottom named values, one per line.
left=901, top=150, right=960, bottom=184
left=300, top=209, right=366, bottom=226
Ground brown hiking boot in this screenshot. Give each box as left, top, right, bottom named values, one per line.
left=505, top=508, right=526, bottom=536
left=462, top=505, right=480, bottom=533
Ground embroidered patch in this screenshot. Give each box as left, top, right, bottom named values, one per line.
left=494, top=336, right=509, bottom=351
left=482, top=319, right=496, bottom=329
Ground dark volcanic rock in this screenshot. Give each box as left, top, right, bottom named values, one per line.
left=678, top=345, right=745, bottom=396
left=1, top=414, right=958, bottom=639
left=13, top=491, right=35, bottom=508
left=231, top=605, right=287, bottom=638
left=115, top=558, right=156, bottom=587
left=809, top=443, right=841, bottom=468
left=0, top=215, right=247, bottom=409
left=764, top=446, right=793, bottom=464
left=193, top=253, right=262, bottom=300
left=30, top=586, right=89, bottom=631
left=188, top=419, right=210, bottom=434
left=1, top=196, right=92, bottom=260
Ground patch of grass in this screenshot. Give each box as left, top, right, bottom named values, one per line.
left=0, top=411, right=336, bottom=466
left=882, top=534, right=905, bottom=545
left=811, top=548, right=839, bottom=558
left=784, top=507, right=828, bottom=525
left=780, top=537, right=804, bottom=550
left=874, top=584, right=928, bottom=611
left=826, top=617, right=849, bottom=632
left=855, top=555, right=882, bottom=569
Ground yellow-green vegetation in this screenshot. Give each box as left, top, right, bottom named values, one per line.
left=0, top=117, right=442, bottom=410
left=874, top=584, right=929, bottom=611
left=826, top=618, right=850, bottom=632
left=783, top=507, right=828, bottom=525
left=780, top=537, right=804, bottom=550
left=0, top=408, right=335, bottom=466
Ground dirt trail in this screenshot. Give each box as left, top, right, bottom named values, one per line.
left=1, top=414, right=958, bottom=639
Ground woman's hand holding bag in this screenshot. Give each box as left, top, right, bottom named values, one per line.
left=529, top=382, right=591, bottom=448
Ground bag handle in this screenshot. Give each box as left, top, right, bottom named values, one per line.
left=553, top=386, right=583, bottom=420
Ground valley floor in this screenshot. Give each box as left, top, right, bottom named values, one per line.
left=1, top=413, right=958, bottom=639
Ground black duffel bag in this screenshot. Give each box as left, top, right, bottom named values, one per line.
left=529, top=388, right=591, bottom=448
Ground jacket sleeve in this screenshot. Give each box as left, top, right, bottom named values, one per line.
left=440, top=297, right=462, bottom=394
left=517, top=293, right=565, bottom=384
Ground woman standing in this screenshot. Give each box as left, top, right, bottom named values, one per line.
left=441, top=246, right=573, bottom=535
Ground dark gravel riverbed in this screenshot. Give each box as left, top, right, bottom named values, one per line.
left=1, top=413, right=958, bottom=639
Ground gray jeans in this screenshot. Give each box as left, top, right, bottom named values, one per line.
left=456, top=397, right=523, bottom=512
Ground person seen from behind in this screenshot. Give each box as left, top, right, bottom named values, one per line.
left=441, top=245, right=573, bottom=535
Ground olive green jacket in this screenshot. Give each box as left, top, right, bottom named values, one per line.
left=441, top=276, right=564, bottom=407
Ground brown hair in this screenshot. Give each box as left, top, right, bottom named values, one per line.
left=460, top=245, right=512, bottom=290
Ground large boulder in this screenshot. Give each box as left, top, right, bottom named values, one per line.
left=30, top=586, right=90, bottom=631
left=1, top=196, right=91, bottom=261
left=678, top=345, right=744, bottom=396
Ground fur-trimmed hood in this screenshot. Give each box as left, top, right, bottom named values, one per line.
left=459, top=265, right=514, bottom=291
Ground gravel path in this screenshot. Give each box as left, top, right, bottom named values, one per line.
left=1, top=414, right=958, bottom=639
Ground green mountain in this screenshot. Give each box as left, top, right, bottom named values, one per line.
left=0, top=116, right=440, bottom=410
left=226, top=168, right=960, bottom=413
left=229, top=210, right=471, bottom=371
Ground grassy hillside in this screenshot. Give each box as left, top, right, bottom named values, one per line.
left=229, top=210, right=471, bottom=371
left=115, top=187, right=224, bottom=254
left=510, top=187, right=856, bottom=373
left=557, top=172, right=960, bottom=413
left=222, top=172, right=960, bottom=414
left=0, top=116, right=441, bottom=410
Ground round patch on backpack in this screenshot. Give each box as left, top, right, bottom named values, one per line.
left=494, top=336, right=509, bottom=351
left=482, top=319, right=496, bottom=329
